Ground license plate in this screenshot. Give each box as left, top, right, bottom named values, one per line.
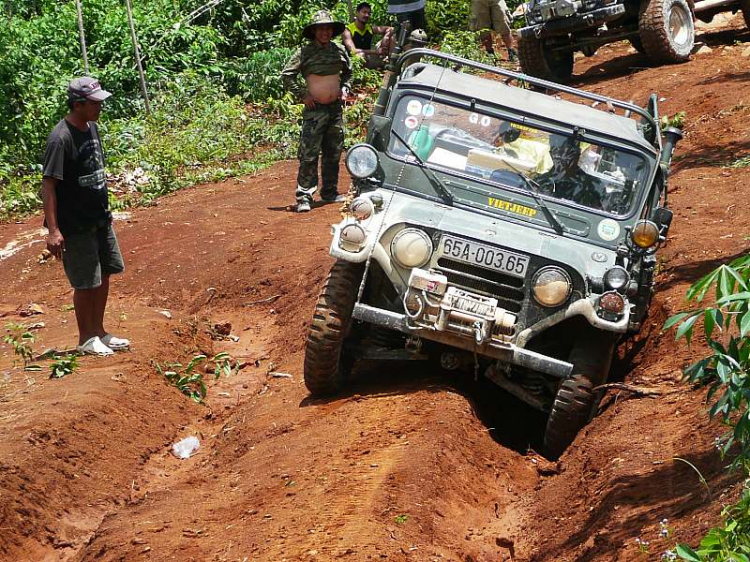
left=440, top=236, right=529, bottom=278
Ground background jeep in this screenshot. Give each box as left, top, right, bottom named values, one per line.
left=303, top=47, right=682, bottom=458
left=518, top=0, right=750, bottom=82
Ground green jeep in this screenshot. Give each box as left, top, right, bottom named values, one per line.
left=303, top=47, right=681, bottom=459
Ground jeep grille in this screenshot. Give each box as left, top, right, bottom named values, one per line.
left=436, top=258, right=525, bottom=313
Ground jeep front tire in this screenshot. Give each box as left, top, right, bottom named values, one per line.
left=303, top=261, right=364, bottom=396
left=517, top=35, right=574, bottom=83
left=639, top=0, right=694, bottom=63
left=543, top=331, right=617, bottom=458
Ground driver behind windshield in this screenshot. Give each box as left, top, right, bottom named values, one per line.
left=535, top=134, right=605, bottom=210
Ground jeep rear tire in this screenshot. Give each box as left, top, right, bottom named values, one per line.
left=543, top=375, right=594, bottom=460
left=517, top=35, right=574, bottom=83
left=303, top=261, right=364, bottom=396
left=639, top=0, right=694, bottom=64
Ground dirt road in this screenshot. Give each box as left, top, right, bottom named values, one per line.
left=1, top=15, right=749, bottom=562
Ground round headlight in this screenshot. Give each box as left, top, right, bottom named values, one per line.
left=532, top=267, right=572, bottom=307
left=632, top=220, right=659, bottom=249
left=391, top=228, right=433, bottom=269
left=603, top=266, right=629, bottom=291
left=346, top=144, right=379, bottom=179
left=350, top=196, right=375, bottom=220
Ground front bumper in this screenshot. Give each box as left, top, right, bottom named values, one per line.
left=519, top=4, right=625, bottom=39
left=353, top=303, right=574, bottom=379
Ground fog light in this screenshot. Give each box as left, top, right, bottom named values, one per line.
left=341, top=223, right=367, bottom=245
left=350, top=196, right=374, bottom=220
left=599, top=291, right=625, bottom=313
left=603, top=266, right=629, bottom=291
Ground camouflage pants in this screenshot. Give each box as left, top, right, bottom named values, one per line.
left=296, top=101, right=344, bottom=203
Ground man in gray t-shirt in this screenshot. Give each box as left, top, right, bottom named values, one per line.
left=41, top=77, right=129, bottom=356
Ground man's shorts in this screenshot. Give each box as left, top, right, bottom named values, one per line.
left=62, top=222, right=125, bottom=290
left=470, top=0, right=512, bottom=35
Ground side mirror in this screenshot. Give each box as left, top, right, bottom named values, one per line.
left=653, top=207, right=673, bottom=231
left=367, top=115, right=392, bottom=151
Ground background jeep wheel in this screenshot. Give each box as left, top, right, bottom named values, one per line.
left=517, top=35, right=574, bottom=82
left=543, top=375, right=594, bottom=460
left=639, top=0, right=694, bottom=63
left=303, top=261, right=364, bottom=396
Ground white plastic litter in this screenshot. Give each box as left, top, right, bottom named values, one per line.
left=172, top=436, right=200, bottom=459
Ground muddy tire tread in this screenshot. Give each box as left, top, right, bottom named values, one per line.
left=639, top=0, right=694, bottom=63
left=517, top=35, right=574, bottom=83
left=303, top=261, right=363, bottom=396
left=543, top=375, right=594, bottom=460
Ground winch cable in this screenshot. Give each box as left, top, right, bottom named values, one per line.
left=355, top=53, right=450, bottom=304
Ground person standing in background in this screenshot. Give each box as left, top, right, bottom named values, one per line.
left=281, top=10, right=352, bottom=213
left=41, top=77, right=129, bottom=356
left=470, top=0, right=518, bottom=62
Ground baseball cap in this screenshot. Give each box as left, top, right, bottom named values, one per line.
left=68, top=77, right=112, bottom=102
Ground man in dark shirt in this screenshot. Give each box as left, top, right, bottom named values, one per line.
left=535, top=134, right=604, bottom=210
left=42, top=77, right=128, bottom=356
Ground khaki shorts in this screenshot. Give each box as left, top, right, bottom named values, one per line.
left=470, top=0, right=512, bottom=35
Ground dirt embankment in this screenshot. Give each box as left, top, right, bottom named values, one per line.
left=1, top=15, right=750, bottom=562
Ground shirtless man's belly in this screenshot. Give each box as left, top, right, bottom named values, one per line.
left=306, top=74, right=341, bottom=104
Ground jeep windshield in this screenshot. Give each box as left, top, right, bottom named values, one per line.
left=388, top=94, right=649, bottom=217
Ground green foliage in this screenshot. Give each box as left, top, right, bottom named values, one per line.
left=675, top=485, right=750, bottom=560
left=437, top=30, right=495, bottom=64
left=394, top=514, right=409, bottom=524
left=661, top=111, right=687, bottom=130
left=225, top=48, right=294, bottom=102
left=49, top=354, right=78, bottom=379
left=3, top=322, right=36, bottom=368
left=0, top=173, right=42, bottom=220
left=155, top=354, right=209, bottom=403
left=729, top=155, right=750, bottom=169
left=154, top=351, right=236, bottom=402
left=665, top=253, right=750, bottom=470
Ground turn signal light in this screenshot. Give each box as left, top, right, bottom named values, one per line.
left=599, top=291, right=625, bottom=314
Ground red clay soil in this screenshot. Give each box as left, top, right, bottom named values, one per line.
left=1, top=15, right=750, bottom=562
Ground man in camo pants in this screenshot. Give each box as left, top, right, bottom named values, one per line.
left=281, top=10, right=353, bottom=212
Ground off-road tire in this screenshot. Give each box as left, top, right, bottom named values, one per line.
left=303, top=261, right=364, bottom=396
left=639, top=0, right=694, bottom=64
left=543, top=375, right=594, bottom=460
left=517, top=35, right=574, bottom=83
left=741, top=0, right=750, bottom=28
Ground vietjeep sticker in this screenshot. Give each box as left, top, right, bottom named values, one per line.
left=597, top=219, right=620, bottom=241
left=487, top=197, right=537, bottom=217
left=404, top=116, right=418, bottom=129
left=422, top=104, right=435, bottom=118
left=407, top=100, right=422, bottom=115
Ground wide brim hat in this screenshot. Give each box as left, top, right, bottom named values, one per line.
left=303, top=10, right=345, bottom=40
